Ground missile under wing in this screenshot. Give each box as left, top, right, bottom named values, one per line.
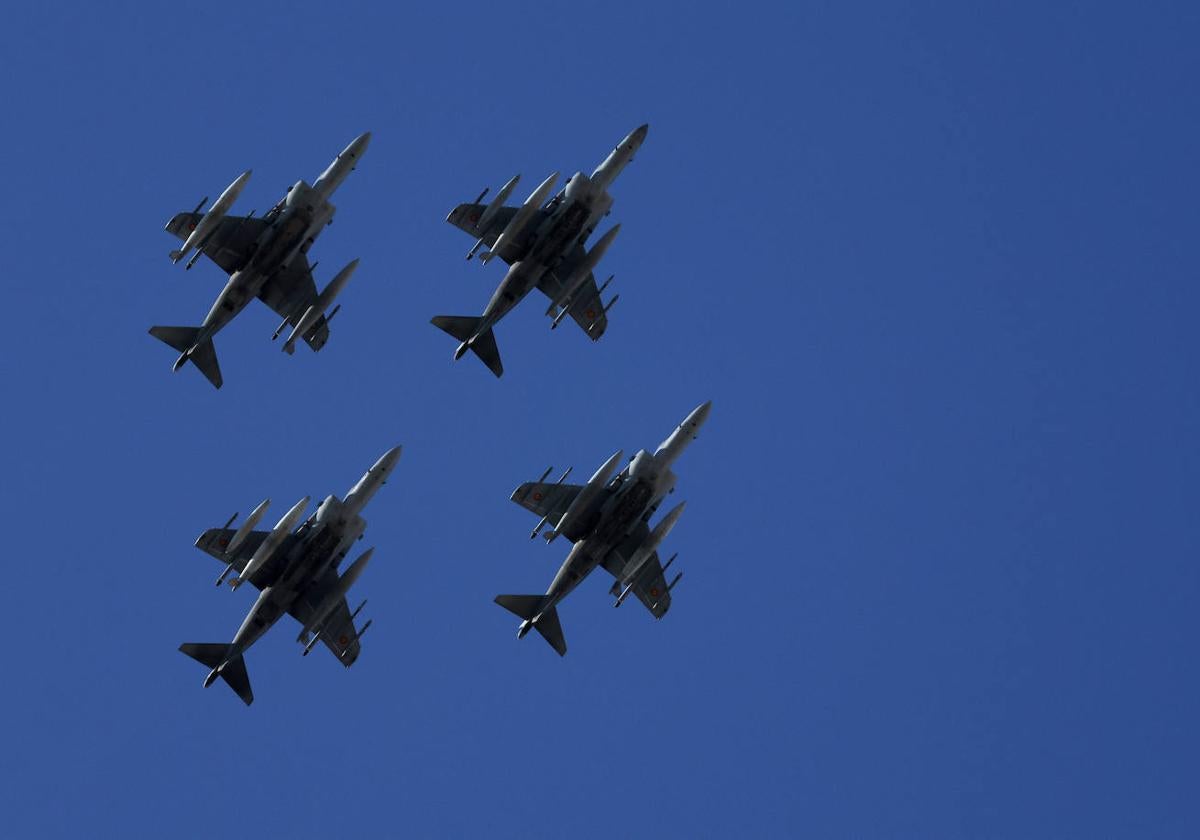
left=510, top=478, right=585, bottom=541
left=603, top=523, right=679, bottom=618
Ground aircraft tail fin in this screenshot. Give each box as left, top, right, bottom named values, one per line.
left=179, top=643, right=253, bottom=705
left=149, top=326, right=223, bottom=389
left=431, top=316, right=503, bottom=378
left=494, top=595, right=567, bottom=657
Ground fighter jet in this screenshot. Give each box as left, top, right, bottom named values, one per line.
left=497, top=401, right=710, bottom=655
left=151, top=132, right=371, bottom=388
left=179, top=445, right=400, bottom=705
left=433, top=124, right=647, bottom=377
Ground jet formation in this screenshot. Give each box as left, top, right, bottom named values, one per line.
left=433, top=124, right=647, bottom=376
left=160, top=124, right=714, bottom=702
left=497, top=401, right=711, bottom=655
left=151, top=132, right=371, bottom=388
left=180, top=446, right=400, bottom=705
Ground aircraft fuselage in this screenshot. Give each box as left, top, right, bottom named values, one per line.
left=182, top=130, right=373, bottom=353
left=531, top=399, right=711, bottom=621
left=208, top=445, right=399, bottom=670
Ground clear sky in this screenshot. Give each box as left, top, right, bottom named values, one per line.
left=1, top=2, right=1197, bottom=837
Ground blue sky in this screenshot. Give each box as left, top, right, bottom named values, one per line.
left=1, top=2, right=1198, bottom=837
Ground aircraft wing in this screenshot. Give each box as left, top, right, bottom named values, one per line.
left=538, top=248, right=609, bottom=340
left=193, top=527, right=295, bottom=591
left=510, top=480, right=584, bottom=526
left=288, top=568, right=363, bottom=666
left=165, top=212, right=268, bottom=276
left=446, top=203, right=535, bottom=265
left=621, top=551, right=672, bottom=618
left=601, top=525, right=672, bottom=618
left=257, top=255, right=331, bottom=352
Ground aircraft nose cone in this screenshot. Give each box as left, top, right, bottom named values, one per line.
left=629, top=123, right=649, bottom=146
left=348, top=131, right=372, bottom=158
left=377, top=445, right=402, bottom=472
left=689, top=400, right=713, bottom=428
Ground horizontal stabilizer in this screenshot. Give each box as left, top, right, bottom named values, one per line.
left=188, top=339, right=222, bottom=389
left=533, top=606, right=566, bottom=657
left=149, top=326, right=223, bottom=389
left=430, top=314, right=477, bottom=342
left=149, top=325, right=199, bottom=354
left=431, top=315, right=503, bottom=378
left=495, top=594, right=542, bottom=621
left=179, top=643, right=253, bottom=705
left=469, top=328, right=503, bottom=378
left=494, top=596, right=567, bottom=657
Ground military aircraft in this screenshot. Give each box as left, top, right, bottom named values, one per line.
left=151, top=132, right=371, bottom=388
left=433, top=124, right=647, bottom=377
left=497, top=401, right=710, bottom=655
left=179, top=446, right=400, bottom=705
